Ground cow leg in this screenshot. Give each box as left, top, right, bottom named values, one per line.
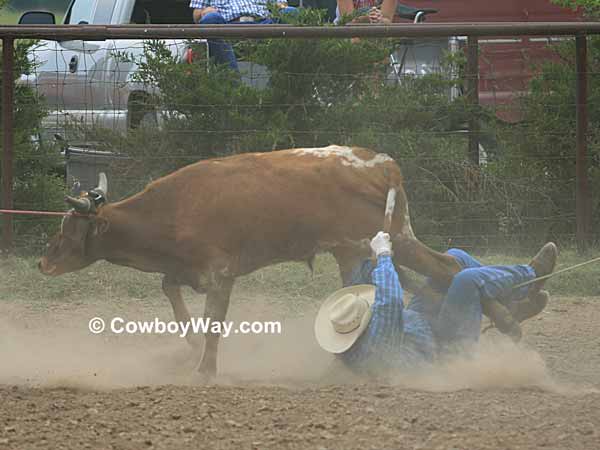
left=162, top=275, right=203, bottom=349
left=392, top=235, right=462, bottom=288
left=196, top=277, right=234, bottom=379
left=332, top=247, right=366, bottom=287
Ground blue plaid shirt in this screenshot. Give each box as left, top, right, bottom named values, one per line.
left=340, top=255, right=435, bottom=376
left=189, top=0, right=270, bottom=22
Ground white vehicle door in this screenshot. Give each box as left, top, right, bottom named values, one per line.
left=48, top=0, right=117, bottom=127
left=104, top=0, right=196, bottom=130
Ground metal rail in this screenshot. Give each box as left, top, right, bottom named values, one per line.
left=2, top=37, right=14, bottom=252
left=576, top=35, right=592, bottom=254
left=466, top=36, right=479, bottom=166
left=0, top=22, right=599, bottom=40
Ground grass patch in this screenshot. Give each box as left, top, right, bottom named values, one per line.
left=0, top=248, right=597, bottom=310
left=0, top=257, right=162, bottom=309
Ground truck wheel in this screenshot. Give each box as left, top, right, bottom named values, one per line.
left=138, top=111, right=158, bottom=129
left=128, top=94, right=156, bottom=129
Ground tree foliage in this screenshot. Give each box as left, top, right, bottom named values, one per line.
left=0, top=35, right=64, bottom=247
left=486, top=16, right=600, bottom=246
left=552, top=0, right=600, bottom=17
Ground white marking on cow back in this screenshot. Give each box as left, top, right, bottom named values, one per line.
left=293, top=145, right=393, bottom=168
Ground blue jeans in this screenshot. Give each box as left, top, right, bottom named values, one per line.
left=434, top=249, right=535, bottom=350
left=199, top=9, right=297, bottom=71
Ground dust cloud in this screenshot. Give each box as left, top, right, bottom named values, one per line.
left=0, top=301, right=591, bottom=395
left=392, top=338, right=562, bottom=392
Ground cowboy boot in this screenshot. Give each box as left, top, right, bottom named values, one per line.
left=481, top=298, right=522, bottom=343
left=528, top=242, right=558, bottom=296
left=510, top=290, right=549, bottom=323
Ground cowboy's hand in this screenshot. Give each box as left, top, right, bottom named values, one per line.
left=368, top=7, right=384, bottom=23
left=370, top=231, right=392, bottom=257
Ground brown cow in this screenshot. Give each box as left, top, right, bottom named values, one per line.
left=39, top=145, right=460, bottom=378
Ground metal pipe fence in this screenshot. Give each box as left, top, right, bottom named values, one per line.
left=1, top=22, right=599, bottom=253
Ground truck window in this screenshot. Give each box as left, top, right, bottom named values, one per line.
left=130, top=0, right=194, bottom=24
left=95, top=0, right=118, bottom=24
left=64, top=0, right=117, bottom=24
left=65, top=0, right=96, bottom=24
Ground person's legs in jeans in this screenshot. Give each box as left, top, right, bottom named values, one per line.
left=436, top=263, right=535, bottom=353
left=279, top=6, right=299, bottom=17
left=444, top=248, right=534, bottom=339
left=199, top=12, right=238, bottom=71
left=405, top=248, right=482, bottom=322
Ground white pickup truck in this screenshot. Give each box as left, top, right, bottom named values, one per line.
left=19, top=0, right=206, bottom=136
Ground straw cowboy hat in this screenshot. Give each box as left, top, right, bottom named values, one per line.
left=314, top=284, right=376, bottom=354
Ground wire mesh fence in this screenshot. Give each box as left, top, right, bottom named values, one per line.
left=2, top=19, right=599, bottom=255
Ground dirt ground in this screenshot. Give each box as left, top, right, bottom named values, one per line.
left=1, top=277, right=600, bottom=449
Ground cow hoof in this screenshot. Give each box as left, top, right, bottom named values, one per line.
left=189, top=370, right=215, bottom=385
left=186, top=333, right=204, bottom=350
left=192, top=359, right=217, bottom=384
left=189, top=346, right=204, bottom=368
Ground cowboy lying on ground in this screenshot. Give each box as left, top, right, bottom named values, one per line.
left=315, top=232, right=558, bottom=377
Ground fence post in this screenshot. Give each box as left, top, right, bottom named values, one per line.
left=1, top=37, right=14, bottom=253
left=575, top=34, right=591, bottom=254
left=466, top=35, right=480, bottom=166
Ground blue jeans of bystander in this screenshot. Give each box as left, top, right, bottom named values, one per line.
left=199, top=9, right=297, bottom=71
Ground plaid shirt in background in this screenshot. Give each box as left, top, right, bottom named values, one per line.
left=189, top=0, right=270, bottom=22
left=352, top=0, right=379, bottom=10
left=340, top=255, right=435, bottom=376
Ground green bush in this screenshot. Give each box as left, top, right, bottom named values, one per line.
left=0, top=36, right=65, bottom=249
left=485, top=34, right=600, bottom=247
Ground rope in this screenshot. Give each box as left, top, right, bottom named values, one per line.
left=0, top=209, right=87, bottom=217
left=513, top=255, right=600, bottom=289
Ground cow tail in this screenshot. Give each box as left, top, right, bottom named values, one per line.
left=384, top=162, right=413, bottom=239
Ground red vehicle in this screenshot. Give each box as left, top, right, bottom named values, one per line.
left=394, top=0, right=585, bottom=122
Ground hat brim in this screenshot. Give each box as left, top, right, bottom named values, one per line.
left=314, top=284, right=376, bottom=354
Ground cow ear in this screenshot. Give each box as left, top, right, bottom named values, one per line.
left=92, top=217, right=109, bottom=236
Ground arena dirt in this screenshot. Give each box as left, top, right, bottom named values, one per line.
left=0, top=294, right=599, bottom=449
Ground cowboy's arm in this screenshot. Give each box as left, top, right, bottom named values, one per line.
left=370, top=231, right=403, bottom=308
left=371, top=255, right=404, bottom=308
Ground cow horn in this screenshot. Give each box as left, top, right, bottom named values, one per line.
left=71, top=180, right=81, bottom=196
left=64, top=195, right=92, bottom=213
left=96, top=172, right=108, bottom=197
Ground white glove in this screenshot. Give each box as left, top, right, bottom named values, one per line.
left=370, top=231, right=392, bottom=257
